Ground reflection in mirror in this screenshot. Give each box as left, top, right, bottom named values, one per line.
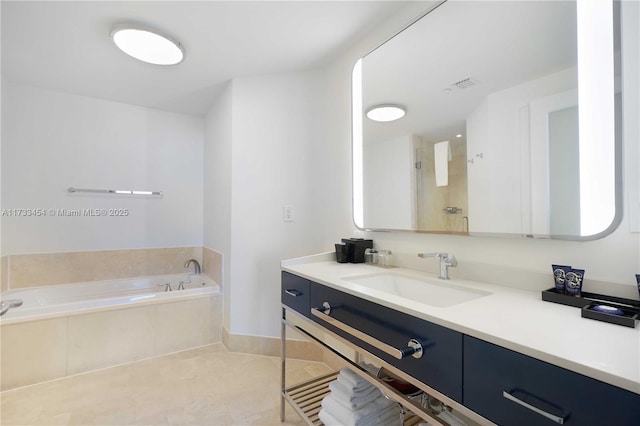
left=352, top=0, right=621, bottom=239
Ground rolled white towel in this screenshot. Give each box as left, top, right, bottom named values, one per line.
left=329, top=380, right=381, bottom=410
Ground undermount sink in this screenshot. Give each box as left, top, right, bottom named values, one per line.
left=342, top=272, right=491, bottom=307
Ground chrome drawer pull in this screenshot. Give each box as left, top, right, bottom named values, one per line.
left=311, top=303, right=424, bottom=360
left=502, top=390, right=568, bottom=424
left=284, top=289, right=303, bottom=297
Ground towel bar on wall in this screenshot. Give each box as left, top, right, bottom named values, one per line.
left=67, top=187, right=163, bottom=196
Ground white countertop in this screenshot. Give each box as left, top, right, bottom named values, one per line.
left=282, top=253, right=640, bottom=395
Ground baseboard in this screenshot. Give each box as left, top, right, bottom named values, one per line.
left=222, top=327, right=324, bottom=362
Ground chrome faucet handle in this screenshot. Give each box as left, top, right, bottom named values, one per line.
left=0, top=299, right=23, bottom=316
left=443, top=255, right=457, bottom=267
left=418, top=252, right=447, bottom=258
left=177, top=280, right=191, bottom=290
left=418, top=252, right=457, bottom=279
left=156, top=282, right=172, bottom=292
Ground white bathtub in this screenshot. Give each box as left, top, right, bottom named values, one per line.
left=0, top=273, right=219, bottom=325
left=0, top=274, right=222, bottom=390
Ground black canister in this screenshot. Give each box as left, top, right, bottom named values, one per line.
left=335, top=243, right=349, bottom=263
left=341, top=238, right=373, bottom=263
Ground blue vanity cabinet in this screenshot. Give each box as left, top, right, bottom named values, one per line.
left=281, top=271, right=311, bottom=315
left=309, top=281, right=463, bottom=403
left=463, top=335, right=640, bottom=425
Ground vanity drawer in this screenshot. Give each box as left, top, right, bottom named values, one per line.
left=281, top=271, right=310, bottom=315
left=463, top=336, right=640, bottom=425
left=309, top=282, right=462, bottom=402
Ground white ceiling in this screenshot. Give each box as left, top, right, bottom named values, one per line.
left=1, top=1, right=407, bottom=116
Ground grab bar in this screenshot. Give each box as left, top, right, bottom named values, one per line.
left=311, top=302, right=424, bottom=360
left=68, top=187, right=163, bottom=196
left=0, top=299, right=23, bottom=316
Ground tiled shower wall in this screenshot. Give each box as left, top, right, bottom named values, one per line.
left=1, top=246, right=222, bottom=290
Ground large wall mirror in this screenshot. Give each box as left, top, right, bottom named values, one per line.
left=352, top=0, right=622, bottom=240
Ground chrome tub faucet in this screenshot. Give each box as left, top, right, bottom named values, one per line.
left=0, top=299, right=23, bottom=316
left=184, top=258, right=201, bottom=275
left=418, top=252, right=457, bottom=280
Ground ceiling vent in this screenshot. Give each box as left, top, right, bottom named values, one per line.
left=452, top=77, right=478, bottom=89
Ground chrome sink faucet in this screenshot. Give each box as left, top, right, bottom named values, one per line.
left=184, top=258, right=201, bottom=275
left=418, top=252, right=457, bottom=280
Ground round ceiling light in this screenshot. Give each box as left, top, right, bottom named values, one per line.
left=365, top=104, right=406, bottom=122
left=111, top=24, right=185, bottom=65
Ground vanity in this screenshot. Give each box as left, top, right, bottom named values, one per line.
left=280, top=253, right=640, bottom=425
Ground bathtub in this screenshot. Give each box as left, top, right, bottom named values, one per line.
left=0, top=274, right=223, bottom=390
left=0, top=273, right=219, bottom=324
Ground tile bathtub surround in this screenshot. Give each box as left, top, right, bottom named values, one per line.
left=1, top=255, right=7, bottom=293
left=202, top=246, right=222, bottom=285
left=1, top=295, right=222, bottom=390
left=0, top=343, right=331, bottom=426
left=6, top=246, right=203, bottom=289
left=0, top=317, right=68, bottom=390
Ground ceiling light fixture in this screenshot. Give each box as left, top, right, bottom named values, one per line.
left=365, top=104, right=406, bottom=122
left=110, top=24, right=185, bottom=65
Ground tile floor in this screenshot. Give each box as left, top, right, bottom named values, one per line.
left=0, top=343, right=333, bottom=426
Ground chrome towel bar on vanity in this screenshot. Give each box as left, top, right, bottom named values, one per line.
left=311, top=302, right=425, bottom=360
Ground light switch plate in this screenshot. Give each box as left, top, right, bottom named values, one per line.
left=283, top=205, right=294, bottom=222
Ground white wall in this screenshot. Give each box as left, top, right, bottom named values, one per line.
left=465, top=68, right=578, bottom=235
left=625, top=0, right=640, bottom=234
left=364, top=134, right=414, bottom=229
left=1, top=82, right=204, bottom=254
left=1, top=8, right=3, bottom=272
left=204, top=71, right=331, bottom=337
left=317, top=1, right=639, bottom=294
left=204, top=81, right=233, bottom=330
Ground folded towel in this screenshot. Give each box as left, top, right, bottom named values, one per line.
left=321, top=393, right=399, bottom=426
left=318, top=408, right=343, bottom=426
left=329, top=380, right=381, bottom=410
left=337, top=368, right=372, bottom=392
left=375, top=408, right=402, bottom=426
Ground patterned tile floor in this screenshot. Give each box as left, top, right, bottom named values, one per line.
left=1, top=343, right=332, bottom=426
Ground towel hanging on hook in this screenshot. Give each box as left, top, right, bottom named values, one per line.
left=434, top=141, right=451, bottom=187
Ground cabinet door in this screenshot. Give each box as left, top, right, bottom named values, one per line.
left=464, top=336, right=640, bottom=425
left=281, top=272, right=310, bottom=315
left=310, top=282, right=463, bottom=402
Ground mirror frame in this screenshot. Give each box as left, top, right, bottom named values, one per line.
left=351, top=0, right=622, bottom=241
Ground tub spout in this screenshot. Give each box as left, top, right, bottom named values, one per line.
left=184, top=259, right=201, bottom=275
